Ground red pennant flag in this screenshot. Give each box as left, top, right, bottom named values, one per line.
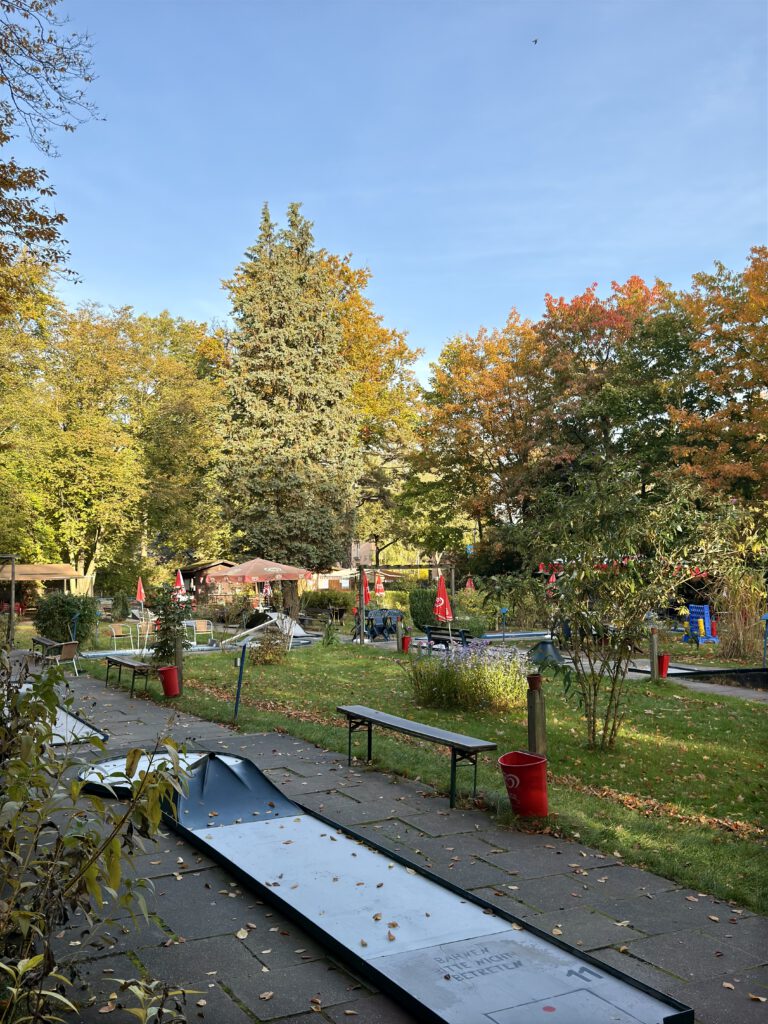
left=374, top=573, right=385, bottom=596
left=135, top=577, right=146, bottom=603
left=362, top=572, right=370, bottom=606
left=174, top=569, right=185, bottom=591
left=465, top=576, right=476, bottom=591
left=433, top=575, right=453, bottom=622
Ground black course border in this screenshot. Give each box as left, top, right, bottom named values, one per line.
left=164, top=754, right=694, bottom=1024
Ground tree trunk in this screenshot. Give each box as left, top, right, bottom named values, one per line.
left=282, top=579, right=300, bottom=620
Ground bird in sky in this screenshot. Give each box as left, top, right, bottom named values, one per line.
left=532, top=38, right=538, bottom=44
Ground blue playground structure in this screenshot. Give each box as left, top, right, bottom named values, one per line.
left=682, top=603, right=719, bottom=644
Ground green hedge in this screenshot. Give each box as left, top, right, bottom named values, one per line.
left=303, top=589, right=357, bottom=610
left=34, top=593, right=99, bottom=647
left=409, top=588, right=437, bottom=630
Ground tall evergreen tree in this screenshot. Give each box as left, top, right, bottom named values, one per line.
left=221, top=204, right=359, bottom=571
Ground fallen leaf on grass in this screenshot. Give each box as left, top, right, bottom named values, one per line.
left=259, top=991, right=273, bottom=1000
left=615, top=920, right=630, bottom=927
left=552, top=928, right=563, bottom=936
left=196, top=1000, right=207, bottom=1007
left=749, top=993, right=767, bottom=1002
left=708, top=915, right=720, bottom=922
left=722, top=982, right=735, bottom=990
left=98, top=1002, right=116, bottom=1014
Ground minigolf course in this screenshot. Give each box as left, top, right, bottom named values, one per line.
left=86, top=752, right=694, bottom=1023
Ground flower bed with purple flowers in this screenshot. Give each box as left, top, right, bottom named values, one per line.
left=404, top=640, right=528, bottom=711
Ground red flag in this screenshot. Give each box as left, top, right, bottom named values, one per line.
left=433, top=575, right=453, bottom=622
left=362, top=572, right=370, bottom=606
left=174, top=569, right=185, bottom=591
left=465, top=576, right=476, bottom=591
left=374, top=573, right=385, bottom=596
left=135, top=577, right=146, bottom=603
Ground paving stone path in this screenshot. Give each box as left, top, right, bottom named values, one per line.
left=59, top=674, right=766, bottom=1024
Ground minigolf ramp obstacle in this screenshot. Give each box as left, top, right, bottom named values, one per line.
left=162, top=754, right=693, bottom=1024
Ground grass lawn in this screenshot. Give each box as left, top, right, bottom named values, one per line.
left=82, top=642, right=768, bottom=914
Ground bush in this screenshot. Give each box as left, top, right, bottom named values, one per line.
left=0, top=655, right=188, bottom=1021
left=34, top=593, right=99, bottom=647
left=152, top=584, right=192, bottom=666
left=248, top=628, right=290, bottom=665
left=404, top=641, right=528, bottom=712
left=303, top=589, right=357, bottom=611
left=453, top=614, right=488, bottom=638
left=381, top=590, right=412, bottom=626
left=112, top=591, right=130, bottom=620
left=409, top=588, right=438, bottom=630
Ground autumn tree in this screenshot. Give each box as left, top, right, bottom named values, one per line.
left=0, top=1, right=96, bottom=310
left=0, top=258, right=60, bottom=559
left=418, top=310, right=550, bottom=531
left=671, top=246, right=768, bottom=500
left=536, top=276, right=693, bottom=490
left=221, top=204, right=359, bottom=577
left=323, top=253, right=422, bottom=563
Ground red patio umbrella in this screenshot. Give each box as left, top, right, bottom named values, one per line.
left=374, top=573, right=385, bottom=603
left=174, top=569, right=185, bottom=591
left=465, top=576, right=476, bottom=591
left=136, top=577, right=146, bottom=603
left=362, top=571, right=371, bottom=606
left=433, top=575, right=453, bottom=641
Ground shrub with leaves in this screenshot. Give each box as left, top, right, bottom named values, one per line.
left=247, top=628, right=290, bottom=665
left=34, top=593, right=98, bottom=647
left=403, top=641, right=528, bottom=712
left=0, top=650, right=188, bottom=1020
left=111, top=591, right=130, bottom=620
left=152, top=584, right=192, bottom=666
left=408, top=588, right=438, bottom=630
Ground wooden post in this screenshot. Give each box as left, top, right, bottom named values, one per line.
left=8, top=556, right=15, bottom=648
left=395, top=617, right=403, bottom=653
left=175, top=633, right=184, bottom=695
left=358, top=568, right=366, bottom=645
left=450, top=566, right=455, bottom=601
left=527, top=674, right=547, bottom=756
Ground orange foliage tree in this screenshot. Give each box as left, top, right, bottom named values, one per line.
left=670, top=246, right=768, bottom=500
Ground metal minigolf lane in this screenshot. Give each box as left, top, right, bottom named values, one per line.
left=152, top=754, right=693, bottom=1024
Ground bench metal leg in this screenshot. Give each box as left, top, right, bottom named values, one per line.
left=449, top=749, right=480, bottom=809
left=347, top=717, right=373, bottom=765
left=130, top=668, right=136, bottom=699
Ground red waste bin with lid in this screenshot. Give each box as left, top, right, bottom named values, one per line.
left=498, top=751, right=548, bottom=816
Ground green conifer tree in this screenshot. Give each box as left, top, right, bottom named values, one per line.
left=221, top=204, right=359, bottom=572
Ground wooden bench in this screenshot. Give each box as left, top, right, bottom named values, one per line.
left=105, top=656, right=152, bottom=698
left=424, top=625, right=475, bottom=648
left=337, top=704, right=497, bottom=808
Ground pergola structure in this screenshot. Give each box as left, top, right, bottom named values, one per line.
left=0, top=557, right=84, bottom=645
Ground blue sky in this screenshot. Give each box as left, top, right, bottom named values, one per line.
left=17, top=0, right=767, bottom=372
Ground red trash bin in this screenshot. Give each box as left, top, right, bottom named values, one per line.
left=498, top=751, right=548, bottom=817
left=401, top=636, right=412, bottom=654
left=657, top=653, right=670, bottom=679
left=157, top=666, right=179, bottom=697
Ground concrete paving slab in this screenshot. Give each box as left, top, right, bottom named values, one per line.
left=221, top=956, right=365, bottom=1020
left=324, top=992, right=419, bottom=1023
left=589, top=889, right=748, bottom=935
left=626, top=928, right=763, bottom=981
left=519, top=907, right=648, bottom=950
left=667, top=967, right=768, bottom=1024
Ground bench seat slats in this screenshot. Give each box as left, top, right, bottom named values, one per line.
left=337, top=705, right=496, bottom=753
